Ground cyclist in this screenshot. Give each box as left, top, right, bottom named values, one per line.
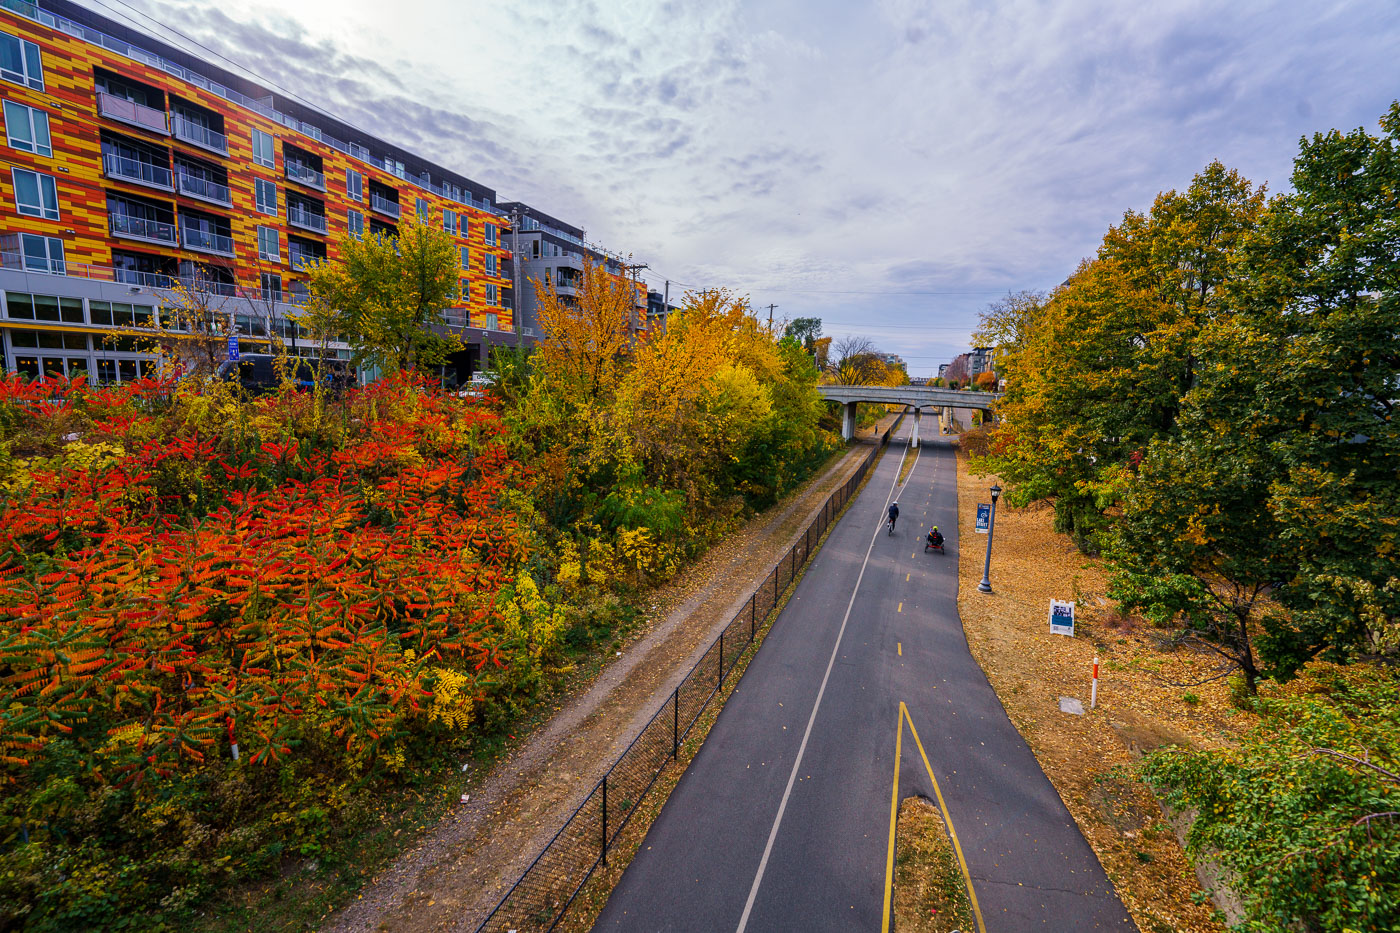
left=886, top=501, right=899, bottom=535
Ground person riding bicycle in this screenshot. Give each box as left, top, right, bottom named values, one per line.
left=927, top=525, right=944, bottom=549
left=887, top=501, right=899, bottom=532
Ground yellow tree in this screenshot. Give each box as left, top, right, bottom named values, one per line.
left=534, top=257, right=637, bottom=402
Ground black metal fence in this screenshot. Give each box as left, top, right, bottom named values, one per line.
left=473, top=423, right=897, bottom=932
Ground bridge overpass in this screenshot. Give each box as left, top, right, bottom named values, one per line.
left=817, top=384, right=1002, bottom=443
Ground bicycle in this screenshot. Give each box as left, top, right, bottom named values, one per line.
left=887, top=515, right=897, bottom=536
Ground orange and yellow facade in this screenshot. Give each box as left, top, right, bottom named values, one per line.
left=0, top=0, right=516, bottom=381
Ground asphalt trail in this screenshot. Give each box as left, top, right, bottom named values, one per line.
left=594, top=422, right=1133, bottom=932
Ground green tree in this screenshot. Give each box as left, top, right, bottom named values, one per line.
left=304, top=222, right=461, bottom=374
left=784, top=317, right=823, bottom=355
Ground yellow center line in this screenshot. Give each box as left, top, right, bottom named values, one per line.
left=905, top=573, right=910, bottom=581
left=902, top=702, right=988, bottom=933
left=881, top=705, right=903, bottom=933
left=897, top=602, right=903, bottom=613
left=897, top=642, right=902, bottom=656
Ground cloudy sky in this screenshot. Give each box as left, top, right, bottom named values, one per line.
left=86, top=0, right=1400, bottom=376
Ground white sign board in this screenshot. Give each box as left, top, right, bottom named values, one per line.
left=1049, top=599, right=1075, bottom=637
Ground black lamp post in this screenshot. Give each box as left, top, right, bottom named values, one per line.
left=977, top=482, right=1002, bottom=593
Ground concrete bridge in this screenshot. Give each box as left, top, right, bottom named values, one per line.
left=817, top=384, right=1002, bottom=444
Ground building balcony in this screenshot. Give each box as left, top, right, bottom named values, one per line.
left=288, top=250, right=322, bottom=272
left=287, top=204, right=328, bottom=234
left=370, top=193, right=400, bottom=218
left=110, top=213, right=177, bottom=246
left=96, top=91, right=168, bottom=135
left=102, top=153, right=173, bottom=191
left=285, top=161, right=326, bottom=192
left=170, top=113, right=229, bottom=156
left=174, top=171, right=233, bottom=207
left=180, top=225, right=235, bottom=257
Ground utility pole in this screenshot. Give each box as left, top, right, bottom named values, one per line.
left=662, top=279, right=669, bottom=333
left=624, top=261, right=649, bottom=334
left=765, top=303, right=778, bottom=335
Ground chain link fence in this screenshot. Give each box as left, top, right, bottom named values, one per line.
left=474, top=423, right=898, bottom=932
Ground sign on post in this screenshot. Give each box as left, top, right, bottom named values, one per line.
left=975, top=503, right=991, bottom=534
left=1049, top=599, right=1075, bottom=636
left=227, top=333, right=240, bottom=362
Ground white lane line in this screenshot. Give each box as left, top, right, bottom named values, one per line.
left=735, top=429, right=921, bottom=932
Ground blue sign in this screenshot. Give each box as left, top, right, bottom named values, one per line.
left=975, top=502, right=991, bottom=534
left=1049, top=600, right=1076, bottom=637
left=227, top=333, right=239, bottom=362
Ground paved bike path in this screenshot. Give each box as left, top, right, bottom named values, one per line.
left=594, top=427, right=1133, bottom=931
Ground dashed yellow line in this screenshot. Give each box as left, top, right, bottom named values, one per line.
left=897, top=602, right=903, bottom=613
left=897, top=642, right=902, bottom=656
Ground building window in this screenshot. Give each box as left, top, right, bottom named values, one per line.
left=484, top=223, right=497, bottom=246
left=89, top=300, right=152, bottom=327
left=348, top=208, right=364, bottom=239
left=257, top=225, right=280, bottom=262
left=484, top=253, right=497, bottom=276
left=459, top=279, right=469, bottom=302
left=11, top=168, right=58, bottom=219
left=0, top=32, right=43, bottom=90
left=460, top=246, right=469, bottom=269
left=255, top=178, right=277, bottom=215
left=3, top=100, right=51, bottom=157
left=483, top=312, right=498, bottom=330
left=415, top=197, right=428, bottom=223
left=6, top=291, right=84, bottom=323
left=260, top=271, right=282, bottom=301
left=443, top=208, right=457, bottom=235
left=18, top=232, right=63, bottom=273
left=346, top=168, right=363, bottom=202
left=485, top=282, right=498, bottom=305
left=251, top=128, right=275, bottom=168
left=459, top=217, right=470, bottom=239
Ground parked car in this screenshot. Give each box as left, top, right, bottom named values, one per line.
left=216, top=354, right=354, bottom=394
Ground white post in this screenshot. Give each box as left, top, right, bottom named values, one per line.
left=842, top=401, right=858, bottom=441
left=1091, top=656, right=1099, bottom=709
left=912, top=408, right=921, bottom=448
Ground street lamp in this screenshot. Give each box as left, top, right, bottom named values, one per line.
left=977, top=482, right=1002, bottom=593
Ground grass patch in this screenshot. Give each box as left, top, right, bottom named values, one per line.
left=893, top=796, right=976, bottom=932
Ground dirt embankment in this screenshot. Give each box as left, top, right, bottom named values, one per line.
left=952, top=444, right=1248, bottom=933
left=326, top=419, right=896, bottom=933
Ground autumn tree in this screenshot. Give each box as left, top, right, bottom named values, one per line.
left=304, top=222, right=460, bottom=374
left=153, top=259, right=237, bottom=377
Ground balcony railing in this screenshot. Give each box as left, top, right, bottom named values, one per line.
left=370, top=193, right=401, bottom=218
left=181, top=224, right=236, bottom=257
left=170, top=112, right=229, bottom=155
left=287, top=204, right=328, bottom=234
left=96, top=91, right=168, bottom=134
left=285, top=161, right=326, bottom=191
left=110, top=213, right=177, bottom=245
left=175, top=170, right=233, bottom=206
left=102, top=153, right=173, bottom=190
left=289, top=250, right=323, bottom=272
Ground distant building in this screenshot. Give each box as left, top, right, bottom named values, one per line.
left=937, top=363, right=950, bottom=379
left=968, top=347, right=994, bottom=377
left=647, top=289, right=678, bottom=330
left=877, top=352, right=906, bottom=372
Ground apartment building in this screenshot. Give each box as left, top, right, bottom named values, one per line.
left=0, top=0, right=517, bottom=382
left=497, top=201, right=647, bottom=338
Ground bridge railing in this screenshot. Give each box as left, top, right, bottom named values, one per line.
left=472, top=422, right=898, bottom=932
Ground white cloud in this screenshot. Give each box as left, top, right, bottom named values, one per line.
left=97, top=0, right=1400, bottom=374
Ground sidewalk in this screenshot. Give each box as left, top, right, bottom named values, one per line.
left=327, top=417, right=896, bottom=933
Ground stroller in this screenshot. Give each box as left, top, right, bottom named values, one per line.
left=924, top=526, right=945, bottom=554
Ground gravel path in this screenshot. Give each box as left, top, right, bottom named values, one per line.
left=323, top=420, right=894, bottom=933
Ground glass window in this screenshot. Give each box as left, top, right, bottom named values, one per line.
left=459, top=279, right=469, bottom=302
left=415, top=197, right=428, bottom=223
left=485, top=253, right=496, bottom=276
left=251, top=128, right=275, bottom=168
left=11, top=168, right=58, bottom=219
left=89, top=299, right=111, bottom=326
left=19, top=233, right=63, bottom=273
left=260, top=271, right=282, bottom=300
left=346, top=168, right=362, bottom=201
left=484, top=223, right=497, bottom=246
left=0, top=32, right=43, bottom=90
left=3, top=100, right=51, bottom=156
left=4, top=291, right=32, bottom=319
left=347, top=208, right=364, bottom=239
left=459, top=217, right=470, bottom=239
left=444, top=209, right=457, bottom=235
left=483, top=312, right=498, bottom=330
left=257, top=225, right=279, bottom=262
left=118, top=359, right=137, bottom=382
left=460, top=246, right=469, bottom=269
left=255, top=178, right=277, bottom=215
left=485, top=282, right=498, bottom=305
left=96, top=359, right=117, bottom=383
